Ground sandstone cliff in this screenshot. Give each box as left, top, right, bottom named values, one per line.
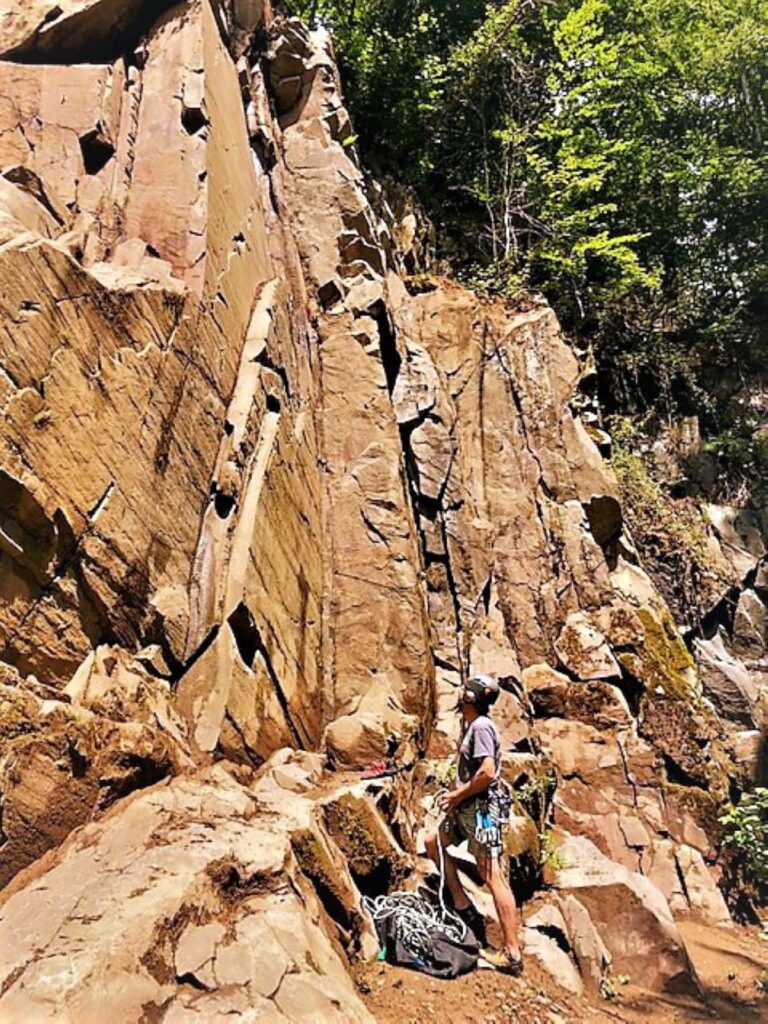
left=0, top=2, right=764, bottom=1020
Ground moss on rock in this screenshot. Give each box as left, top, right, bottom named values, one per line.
left=619, top=607, right=697, bottom=700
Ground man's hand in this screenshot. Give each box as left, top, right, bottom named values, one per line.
left=441, top=789, right=464, bottom=814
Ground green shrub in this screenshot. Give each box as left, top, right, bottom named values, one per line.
left=719, top=788, right=768, bottom=885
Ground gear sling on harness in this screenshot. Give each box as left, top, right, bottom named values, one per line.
left=471, top=718, right=512, bottom=851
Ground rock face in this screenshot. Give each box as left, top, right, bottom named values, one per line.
left=0, top=755, right=380, bottom=1022
left=0, top=0, right=760, bottom=1017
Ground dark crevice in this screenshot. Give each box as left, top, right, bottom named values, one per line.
left=175, top=973, right=208, bottom=992
left=662, top=753, right=708, bottom=790
left=3, top=166, right=65, bottom=225
left=6, top=1, right=180, bottom=64
left=98, top=753, right=172, bottom=808
left=79, top=130, right=116, bottom=175
left=534, top=924, right=571, bottom=954
left=480, top=575, right=492, bottom=616
left=614, top=665, right=644, bottom=717
left=228, top=603, right=258, bottom=667
left=433, top=653, right=461, bottom=674
left=181, top=106, right=208, bottom=136
left=67, top=742, right=89, bottom=779
left=583, top=494, right=622, bottom=569
left=226, top=603, right=307, bottom=748
left=350, top=859, right=394, bottom=902
left=699, top=582, right=744, bottom=640
left=213, top=490, right=236, bottom=519
left=672, top=848, right=691, bottom=903
left=170, top=625, right=220, bottom=688
left=254, top=348, right=291, bottom=400
left=371, top=300, right=401, bottom=395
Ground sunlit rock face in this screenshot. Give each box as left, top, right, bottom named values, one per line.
left=0, top=2, right=759, bottom=1016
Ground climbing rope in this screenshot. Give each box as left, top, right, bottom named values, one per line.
left=362, top=890, right=468, bottom=960
left=362, top=789, right=468, bottom=960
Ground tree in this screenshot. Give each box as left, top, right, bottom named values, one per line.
left=293, top=0, right=768, bottom=451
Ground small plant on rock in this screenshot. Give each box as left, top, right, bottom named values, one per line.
left=600, top=972, right=630, bottom=1000
left=719, top=788, right=768, bottom=885
left=424, top=757, right=456, bottom=790
left=539, top=829, right=567, bottom=873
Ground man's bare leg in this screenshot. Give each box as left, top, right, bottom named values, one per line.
left=424, top=830, right=472, bottom=910
left=478, top=852, right=521, bottom=958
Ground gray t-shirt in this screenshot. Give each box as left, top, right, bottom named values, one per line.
left=458, top=715, right=500, bottom=783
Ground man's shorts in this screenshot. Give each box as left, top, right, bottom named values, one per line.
left=439, top=800, right=502, bottom=862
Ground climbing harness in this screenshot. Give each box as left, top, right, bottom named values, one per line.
left=474, top=779, right=512, bottom=850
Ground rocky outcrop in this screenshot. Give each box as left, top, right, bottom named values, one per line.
left=0, top=754, right=382, bottom=1022
left=0, top=0, right=761, bottom=1017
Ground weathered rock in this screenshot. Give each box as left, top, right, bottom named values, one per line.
left=0, top=764, right=376, bottom=1022
left=0, top=681, right=179, bottom=889
left=694, top=631, right=760, bottom=726
left=526, top=672, right=631, bottom=729
left=674, top=844, right=732, bottom=927
left=556, top=893, right=612, bottom=994
left=323, top=680, right=420, bottom=769
left=0, top=0, right=178, bottom=62
left=522, top=927, right=584, bottom=995
left=731, top=588, right=767, bottom=658
left=730, top=728, right=766, bottom=782
left=707, top=505, right=765, bottom=579
left=553, top=833, right=698, bottom=994
left=555, top=612, right=621, bottom=681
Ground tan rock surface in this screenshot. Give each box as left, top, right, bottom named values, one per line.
left=0, top=0, right=758, bottom=1016
left=553, top=833, right=698, bottom=994
left=0, top=761, right=378, bottom=1022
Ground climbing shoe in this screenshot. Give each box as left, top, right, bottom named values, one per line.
left=481, top=948, right=524, bottom=976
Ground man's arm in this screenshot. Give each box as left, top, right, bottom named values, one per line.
left=443, top=756, right=495, bottom=812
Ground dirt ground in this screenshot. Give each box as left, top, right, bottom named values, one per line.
left=356, top=921, right=767, bottom=1024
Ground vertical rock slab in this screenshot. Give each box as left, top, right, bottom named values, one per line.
left=273, top=19, right=434, bottom=754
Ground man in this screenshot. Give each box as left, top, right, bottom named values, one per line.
left=424, top=673, right=523, bottom=975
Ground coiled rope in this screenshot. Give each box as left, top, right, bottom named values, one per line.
left=362, top=789, right=468, bottom=959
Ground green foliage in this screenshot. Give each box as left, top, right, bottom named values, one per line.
left=424, top=757, right=457, bottom=790
left=292, top=0, right=767, bottom=443
left=514, top=767, right=557, bottom=830
left=539, top=829, right=567, bottom=871
left=600, top=972, right=631, bottom=1000
left=719, top=788, right=768, bottom=885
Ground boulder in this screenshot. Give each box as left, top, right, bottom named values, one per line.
left=731, top=588, right=767, bottom=659
left=555, top=612, right=621, bottom=681
left=552, top=833, right=698, bottom=994
left=694, top=632, right=760, bottom=726
left=556, top=893, right=612, bottom=994
left=674, top=844, right=732, bottom=927
left=522, top=927, right=584, bottom=995
left=0, top=682, right=180, bottom=890
left=323, top=680, right=419, bottom=769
